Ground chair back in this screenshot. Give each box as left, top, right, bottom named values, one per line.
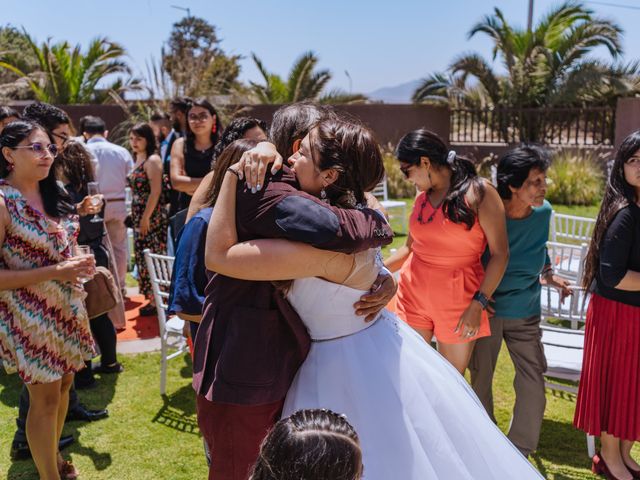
left=550, top=212, right=595, bottom=244
left=144, top=249, right=175, bottom=337
left=372, top=178, right=389, bottom=202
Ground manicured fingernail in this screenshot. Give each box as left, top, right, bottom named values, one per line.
left=271, top=167, right=278, bottom=175
left=251, top=187, right=256, bottom=194
left=238, top=172, right=244, bottom=180
left=256, top=184, right=261, bottom=191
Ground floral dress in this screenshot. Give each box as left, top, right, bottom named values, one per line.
left=0, top=181, right=95, bottom=384
left=128, top=159, right=168, bottom=297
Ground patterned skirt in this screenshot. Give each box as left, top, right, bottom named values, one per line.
left=0, top=281, right=95, bottom=384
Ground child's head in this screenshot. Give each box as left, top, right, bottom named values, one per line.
left=249, top=409, right=363, bottom=480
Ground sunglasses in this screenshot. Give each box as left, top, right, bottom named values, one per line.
left=51, top=132, right=70, bottom=144
left=188, top=112, right=211, bottom=122
left=12, top=142, right=58, bottom=158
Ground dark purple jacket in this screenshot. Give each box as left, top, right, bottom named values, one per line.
left=192, top=168, right=393, bottom=405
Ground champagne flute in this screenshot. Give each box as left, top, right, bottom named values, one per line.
left=73, top=245, right=94, bottom=284
left=87, top=182, right=103, bottom=223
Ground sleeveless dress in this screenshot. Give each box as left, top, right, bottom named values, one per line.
left=176, top=141, right=215, bottom=211
left=396, top=192, right=490, bottom=343
left=128, top=159, right=168, bottom=297
left=283, top=251, right=543, bottom=480
left=0, top=181, right=94, bottom=384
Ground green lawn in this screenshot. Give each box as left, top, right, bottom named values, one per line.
left=3, top=346, right=636, bottom=479
left=1, top=201, right=618, bottom=479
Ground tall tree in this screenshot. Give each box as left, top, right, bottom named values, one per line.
left=250, top=51, right=366, bottom=104
left=0, top=26, right=38, bottom=100
left=162, top=16, right=242, bottom=97
left=0, top=32, right=139, bottom=103
left=413, top=1, right=637, bottom=109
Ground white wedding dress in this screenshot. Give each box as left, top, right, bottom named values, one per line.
left=282, top=258, right=544, bottom=479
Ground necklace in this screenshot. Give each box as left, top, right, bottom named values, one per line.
left=417, top=195, right=444, bottom=224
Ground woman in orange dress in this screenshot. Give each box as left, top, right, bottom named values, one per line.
left=385, top=129, right=508, bottom=374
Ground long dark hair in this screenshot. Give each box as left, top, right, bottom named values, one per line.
left=211, top=117, right=267, bottom=169
left=130, top=122, right=158, bottom=158
left=0, top=120, right=74, bottom=217
left=204, top=139, right=260, bottom=208
left=59, top=140, right=96, bottom=197
left=310, top=118, right=385, bottom=208
left=249, top=409, right=362, bottom=480
left=582, top=131, right=640, bottom=290
left=186, top=97, right=222, bottom=147
left=395, top=129, right=483, bottom=229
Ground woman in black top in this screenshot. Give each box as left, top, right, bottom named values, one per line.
left=59, top=141, right=124, bottom=381
left=574, top=131, right=640, bottom=480
left=169, top=98, right=222, bottom=212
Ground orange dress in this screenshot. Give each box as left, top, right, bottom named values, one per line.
left=396, top=192, right=490, bottom=344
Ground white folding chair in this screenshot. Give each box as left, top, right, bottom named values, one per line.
left=372, top=177, right=407, bottom=234
left=550, top=212, right=595, bottom=244
left=144, top=249, right=188, bottom=395
left=541, top=282, right=595, bottom=457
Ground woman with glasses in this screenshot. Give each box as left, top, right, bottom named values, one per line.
left=385, top=129, right=509, bottom=374
left=574, top=131, right=640, bottom=480
left=128, top=122, right=167, bottom=317
left=0, top=120, right=96, bottom=479
left=170, top=98, right=222, bottom=213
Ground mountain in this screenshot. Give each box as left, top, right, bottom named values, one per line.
left=368, top=79, right=422, bottom=104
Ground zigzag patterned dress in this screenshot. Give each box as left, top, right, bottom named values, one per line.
left=0, top=181, right=94, bottom=384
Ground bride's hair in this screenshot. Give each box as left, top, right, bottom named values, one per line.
left=249, top=408, right=363, bottom=480
left=309, top=118, right=385, bottom=208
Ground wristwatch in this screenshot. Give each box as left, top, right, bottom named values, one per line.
left=472, top=290, right=490, bottom=310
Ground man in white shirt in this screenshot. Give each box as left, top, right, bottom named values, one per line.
left=84, top=116, right=133, bottom=291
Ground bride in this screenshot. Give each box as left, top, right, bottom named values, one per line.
left=205, top=117, right=543, bottom=479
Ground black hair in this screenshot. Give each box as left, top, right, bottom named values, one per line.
left=59, top=140, right=96, bottom=197
left=310, top=118, right=385, bottom=207
left=186, top=97, right=222, bottom=147
left=395, top=128, right=483, bottom=229
left=583, top=130, right=640, bottom=290
left=270, top=102, right=335, bottom=159
left=0, top=120, right=74, bottom=217
left=22, top=102, right=70, bottom=132
left=170, top=97, right=192, bottom=113
left=249, top=409, right=363, bottom=480
left=0, top=106, right=19, bottom=122
left=496, top=145, right=551, bottom=199
left=211, top=117, right=267, bottom=168
left=150, top=111, right=171, bottom=122
left=82, top=116, right=106, bottom=135
left=130, top=122, right=158, bottom=158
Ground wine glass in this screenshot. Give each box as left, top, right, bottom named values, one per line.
left=87, top=182, right=103, bottom=223
left=73, top=245, right=94, bottom=284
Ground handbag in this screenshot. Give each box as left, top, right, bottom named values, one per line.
left=84, top=266, right=118, bottom=319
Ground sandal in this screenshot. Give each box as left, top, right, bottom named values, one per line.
left=58, top=458, right=79, bottom=479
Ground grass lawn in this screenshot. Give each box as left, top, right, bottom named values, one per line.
left=2, top=346, right=637, bottom=479
left=2, top=201, right=623, bottom=479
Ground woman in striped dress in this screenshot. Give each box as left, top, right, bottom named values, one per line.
left=0, top=121, right=95, bottom=479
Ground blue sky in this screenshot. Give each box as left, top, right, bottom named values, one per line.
left=8, top=0, right=640, bottom=94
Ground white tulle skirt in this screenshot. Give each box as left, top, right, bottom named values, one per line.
left=283, top=311, right=543, bottom=480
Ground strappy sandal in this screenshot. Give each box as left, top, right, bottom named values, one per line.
left=58, top=458, right=79, bottom=479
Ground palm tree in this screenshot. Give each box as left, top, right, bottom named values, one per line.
left=0, top=32, right=140, bottom=104
left=414, top=1, right=635, bottom=109
left=250, top=51, right=366, bottom=104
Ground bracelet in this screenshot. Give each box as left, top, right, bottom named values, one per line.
left=226, top=167, right=240, bottom=178
left=541, top=265, right=553, bottom=277
left=472, top=290, right=490, bottom=310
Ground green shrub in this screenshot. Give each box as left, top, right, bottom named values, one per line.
left=546, top=151, right=604, bottom=206
left=382, top=145, right=415, bottom=198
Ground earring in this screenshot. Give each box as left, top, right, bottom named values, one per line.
left=320, top=188, right=329, bottom=203
left=6, top=162, right=13, bottom=172
left=211, top=123, right=217, bottom=134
